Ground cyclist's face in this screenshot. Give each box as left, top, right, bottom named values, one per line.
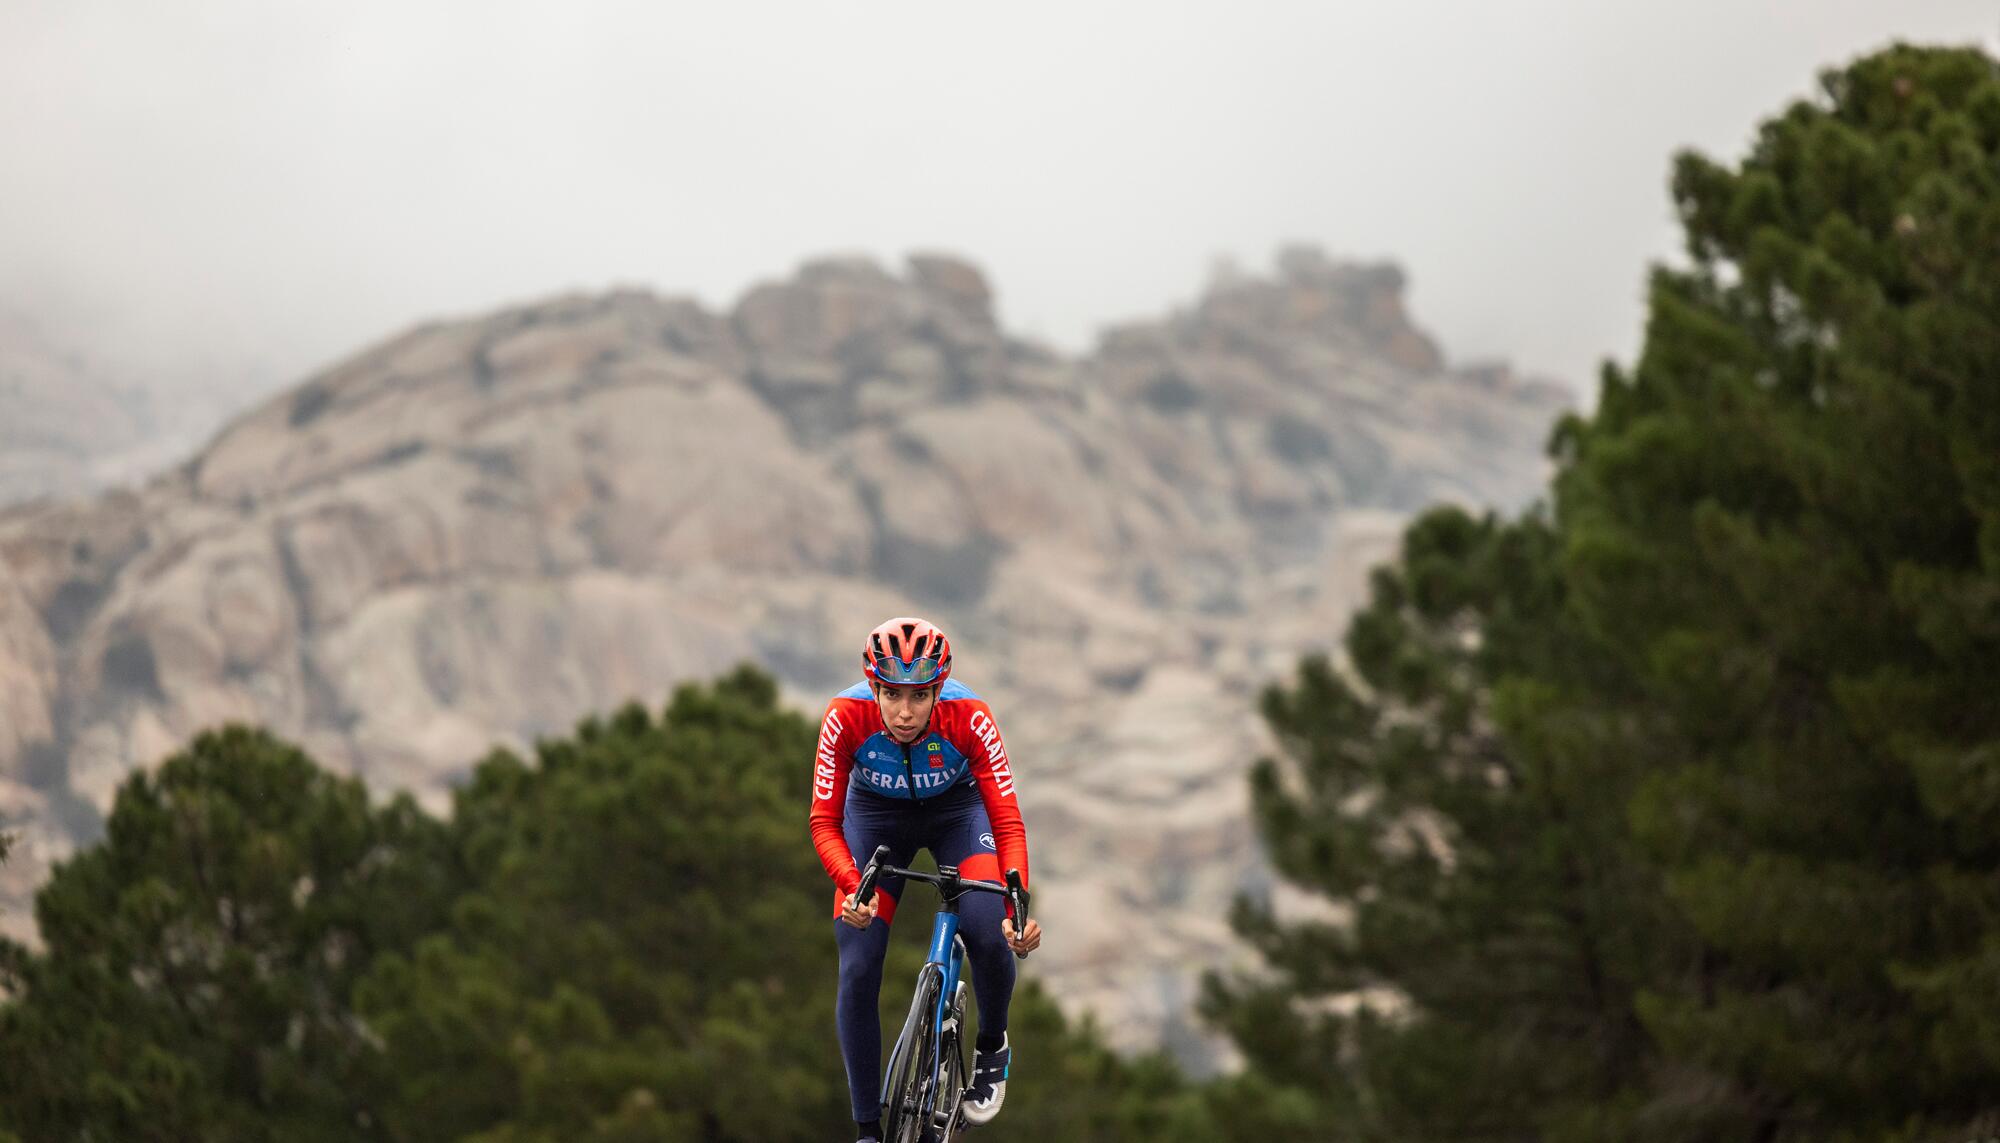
left=872, top=682, right=939, bottom=743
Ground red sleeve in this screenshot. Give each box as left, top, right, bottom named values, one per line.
left=808, top=698, right=868, bottom=897
left=958, top=700, right=1030, bottom=893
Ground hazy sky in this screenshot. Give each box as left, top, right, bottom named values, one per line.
left=4, top=1, right=1996, bottom=402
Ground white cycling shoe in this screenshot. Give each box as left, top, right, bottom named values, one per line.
left=960, top=1033, right=1010, bottom=1126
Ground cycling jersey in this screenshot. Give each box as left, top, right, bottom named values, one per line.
left=809, top=678, right=1030, bottom=914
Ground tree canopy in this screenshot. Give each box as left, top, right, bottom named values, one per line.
left=0, top=668, right=1216, bottom=1141
left=1208, top=42, right=2000, bottom=1142
left=0, top=725, right=461, bottom=1141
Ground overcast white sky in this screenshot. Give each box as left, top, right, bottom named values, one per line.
left=4, top=1, right=1996, bottom=403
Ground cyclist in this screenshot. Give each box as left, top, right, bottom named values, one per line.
left=810, top=617, right=1043, bottom=1142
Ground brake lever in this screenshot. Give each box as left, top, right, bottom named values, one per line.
left=1004, top=869, right=1030, bottom=959
left=855, top=844, right=894, bottom=906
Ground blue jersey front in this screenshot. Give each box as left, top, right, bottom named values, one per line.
left=836, top=678, right=976, bottom=800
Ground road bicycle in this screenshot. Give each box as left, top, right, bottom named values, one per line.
left=853, top=844, right=1029, bottom=1143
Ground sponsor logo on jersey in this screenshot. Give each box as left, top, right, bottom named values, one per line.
left=814, top=709, right=845, bottom=800
left=859, top=769, right=910, bottom=793
left=967, top=709, right=1015, bottom=797
left=856, top=767, right=955, bottom=794
left=980, top=832, right=996, bottom=850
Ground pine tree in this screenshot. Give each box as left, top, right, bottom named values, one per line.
left=1556, top=43, right=2000, bottom=1139
left=354, top=666, right=852, bottom=1141
left=0, top=726, right=461, bottom=1141
left=1203, top=507, right=1671, bottom=1140
left=1213, top=41, right=2000, bottom=1142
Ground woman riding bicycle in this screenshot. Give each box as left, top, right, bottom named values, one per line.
left=809, top=617, right=1044, bottom=1143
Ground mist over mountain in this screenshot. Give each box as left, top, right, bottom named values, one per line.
left=0, top=310, right=154, bottom=506
left=0, top=308, right=274, bottom=508
left=0, top=247, right=1566, bottom=1068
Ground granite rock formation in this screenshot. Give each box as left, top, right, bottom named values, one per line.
left=0, top=247, right=1567, bottom=1069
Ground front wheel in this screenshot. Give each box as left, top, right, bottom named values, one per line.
left=930, top=981, right=969, bottom=1141
left=883, top=969, right=941, bottom=1143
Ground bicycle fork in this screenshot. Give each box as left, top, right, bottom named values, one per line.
left=930, top=923, right=969, bottom=1131
left=929, top=907, right=965, bottom=1044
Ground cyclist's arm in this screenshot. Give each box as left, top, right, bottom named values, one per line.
left=961, top=700, right=1030, bottom=895
left=808, top=698, right=865, bottom=897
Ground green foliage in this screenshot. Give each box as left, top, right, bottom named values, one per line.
left=0, top=726, right=462, bottom=1141
left=954, top=978, right=1217, bottom=1142
left=1213, top=41, right=2000, bottom=1143
left=355, top=665, right=847, bottom=1141
left=1558, top=43, right=2000, bottom=1139
left=1204, top=508, right=1670, bottom=1141
left=0, top=666, right=1204, bottom=1140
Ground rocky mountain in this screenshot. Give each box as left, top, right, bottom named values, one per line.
left=0, top=247, right=1567, bottom=1069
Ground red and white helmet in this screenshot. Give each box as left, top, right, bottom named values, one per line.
left=862, top=616, right=953, bottom=687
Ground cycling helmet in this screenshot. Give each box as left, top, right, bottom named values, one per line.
left=862, top=617, right=953, bottom=687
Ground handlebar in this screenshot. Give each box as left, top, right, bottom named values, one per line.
left=854, top=844, right=1032, bottom=960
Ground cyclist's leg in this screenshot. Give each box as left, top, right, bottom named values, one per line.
left=835, top=795, right=915, bottom=1126
left=836, top=917, right=895, bottom=1125
left=928, top=789, right=1016, bottom=1045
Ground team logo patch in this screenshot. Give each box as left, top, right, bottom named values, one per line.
left=979, top=832, right=996, bottom=850
left=927, top=741, right=943, bottom=752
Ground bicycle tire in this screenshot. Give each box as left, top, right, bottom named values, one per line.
left=882, top=968, right=941, bottom=1143
left=930, top=981, right=969, bottom=1141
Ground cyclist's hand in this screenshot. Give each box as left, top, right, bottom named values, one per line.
left=1002, top=916, right=1041, bottom=956
left=840, top=892, right=879, bottom=929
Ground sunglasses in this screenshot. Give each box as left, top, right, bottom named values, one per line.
left=874, top=655, right=943, bottom=685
